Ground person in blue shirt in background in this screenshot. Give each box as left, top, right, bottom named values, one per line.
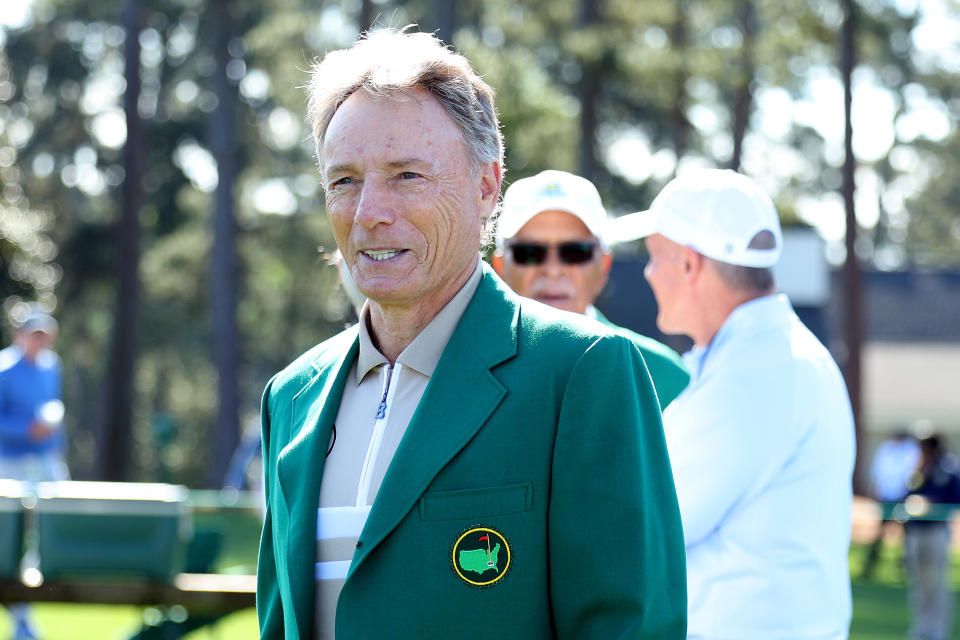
left=0, top=310, right=67, bottom=481
left=0, top=309, right=68, bottom=640
left=903, top=433, right=960, bottom=640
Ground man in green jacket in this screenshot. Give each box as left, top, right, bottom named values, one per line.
left=491, top=170, right=689, bottom=408
left=257, top=28, right=686, bottom=639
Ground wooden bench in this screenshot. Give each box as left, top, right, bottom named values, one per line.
left=0, top=572, right=256, bottom=617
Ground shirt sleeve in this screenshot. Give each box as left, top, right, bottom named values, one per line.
left=549, top=335, right=686, bottom=639
left=664, top=366, right=799, bottom=547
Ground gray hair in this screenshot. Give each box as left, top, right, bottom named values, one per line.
left=306, top=28, right=504, bottom=177
left=705, top=257, right=776, bottom=295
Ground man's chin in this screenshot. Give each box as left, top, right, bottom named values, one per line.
left=656, top=315, right=683, bottom=337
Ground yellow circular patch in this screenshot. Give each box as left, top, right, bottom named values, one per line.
left=451, top=526, right=511, bottom=587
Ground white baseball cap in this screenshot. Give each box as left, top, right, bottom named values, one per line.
left=18, top=310, right=58, bottom=335
left=495, top=170, right=608, bottom=248
left=610, top=169, right=782, bottom=268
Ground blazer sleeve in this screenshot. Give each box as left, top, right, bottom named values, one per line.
left=257, top=377, right=285, bottom=639
left=549, top=335, right=687, bottom=639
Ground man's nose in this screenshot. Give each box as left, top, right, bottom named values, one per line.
left=541, top=247, right=567, bottom=275
left=354, top=179, right=395, bottom=229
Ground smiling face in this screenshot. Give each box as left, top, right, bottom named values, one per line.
left=493, top=210, right=610, bottom=315
left=322, top=89, right=499, bottom=312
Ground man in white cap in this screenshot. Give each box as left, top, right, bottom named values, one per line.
left=492, top=169, right=689, bottom=408
left=0, top=309, right=67, bottom=640
left=614, top=169, right=856, bottom=640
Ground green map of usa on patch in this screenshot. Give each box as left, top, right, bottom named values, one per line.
left=459, top=543, right=501, bottom=574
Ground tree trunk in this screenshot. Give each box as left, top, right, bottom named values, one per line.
left=209, top=0, right=241, bottom=488
left=432, top=0, right=457, bottom=46
left=577, top=0, right=603, bottom=182
left=670, top=0, right=690, bottom=170
left=97, top=0, right=142, bottom=481
left=840, top=0, right=865, bottom=495
left=359, top=0, right=375, bottom=33
left=730, top=1, right=756, bottom=171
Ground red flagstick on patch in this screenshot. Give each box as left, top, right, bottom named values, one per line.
left=479, top=534, right=492, bottom=561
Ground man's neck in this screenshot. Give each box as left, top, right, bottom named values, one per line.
left=366, top=261, right=476, bottom=363
left=692, top=289, right=772, bottom=349
left=15, top=343, right=39, bottom=364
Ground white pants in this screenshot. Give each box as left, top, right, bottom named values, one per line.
left=905, top=523, right=952, bottom=640
left=0, top=451, right=69, bottom=483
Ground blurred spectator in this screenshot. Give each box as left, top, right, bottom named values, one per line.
left=903, top=433, right=960, bottom=640
left=860, top=430, right=920, bottom=579
left=0, top=309, right=68, bottom=640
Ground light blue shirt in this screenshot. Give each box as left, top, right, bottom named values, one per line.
left=664, top=294, right=855, bottom=640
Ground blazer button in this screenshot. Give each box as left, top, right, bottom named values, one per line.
left=356, top=541, right=363, bottom=548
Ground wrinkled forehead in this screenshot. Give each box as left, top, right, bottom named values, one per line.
left=322, top=89, right=471, bottom=175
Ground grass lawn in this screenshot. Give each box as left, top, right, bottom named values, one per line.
left=1, top=586, right=914, bottom=640
left=0, top=605, right=258, bottom=639
left=849, top=538, right=921, bottom=640
left=851, top=580, right=909, bottom=640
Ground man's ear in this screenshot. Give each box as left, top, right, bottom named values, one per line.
left=597, top=251, right=613, bottom=288
left=682, top=246, right=703, bottom=282
left=491, top=252, right=505, bottom=277
left=479, top=161, right=502, bottom=210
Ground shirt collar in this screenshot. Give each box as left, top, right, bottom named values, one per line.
left=355, top=258, right=483, bottom=384
left=717, top=293, right=792, bottom=337
left=686, top=293, right=791, bottom=382
left=356, top=311, right=390, bottom=383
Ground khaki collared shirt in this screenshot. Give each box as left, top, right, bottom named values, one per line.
left=314, top=259, right=482, bottom=639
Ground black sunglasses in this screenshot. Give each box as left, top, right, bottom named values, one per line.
left=507, top=241, right=598, bottom=266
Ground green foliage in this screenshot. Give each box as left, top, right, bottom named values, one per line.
left=1, top=0, right=959, bottom=482
left=904, top=133, right=960, bottom=268
left=0, top=0, right=349, bottom=484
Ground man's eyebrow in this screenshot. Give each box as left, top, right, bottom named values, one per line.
left=384, top=158, right=434, bottom=170
left=325, top=163, right=354, bottom=176
left=324, top=158, right=432, bottom=178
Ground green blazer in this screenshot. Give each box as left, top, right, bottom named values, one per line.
left=591, top=308, right=690, bottom=409
left=257, top=265, right=686, bottom=639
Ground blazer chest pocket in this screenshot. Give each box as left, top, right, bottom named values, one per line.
left=418, top=483, right=532, bottom=522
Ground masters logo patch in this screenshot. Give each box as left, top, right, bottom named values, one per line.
left=451, top=526, right=511, bottom=587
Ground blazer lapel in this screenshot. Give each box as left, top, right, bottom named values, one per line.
left=276, top=332, right=359, bottom=636
left=349, top=266, right=519, bottom=575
